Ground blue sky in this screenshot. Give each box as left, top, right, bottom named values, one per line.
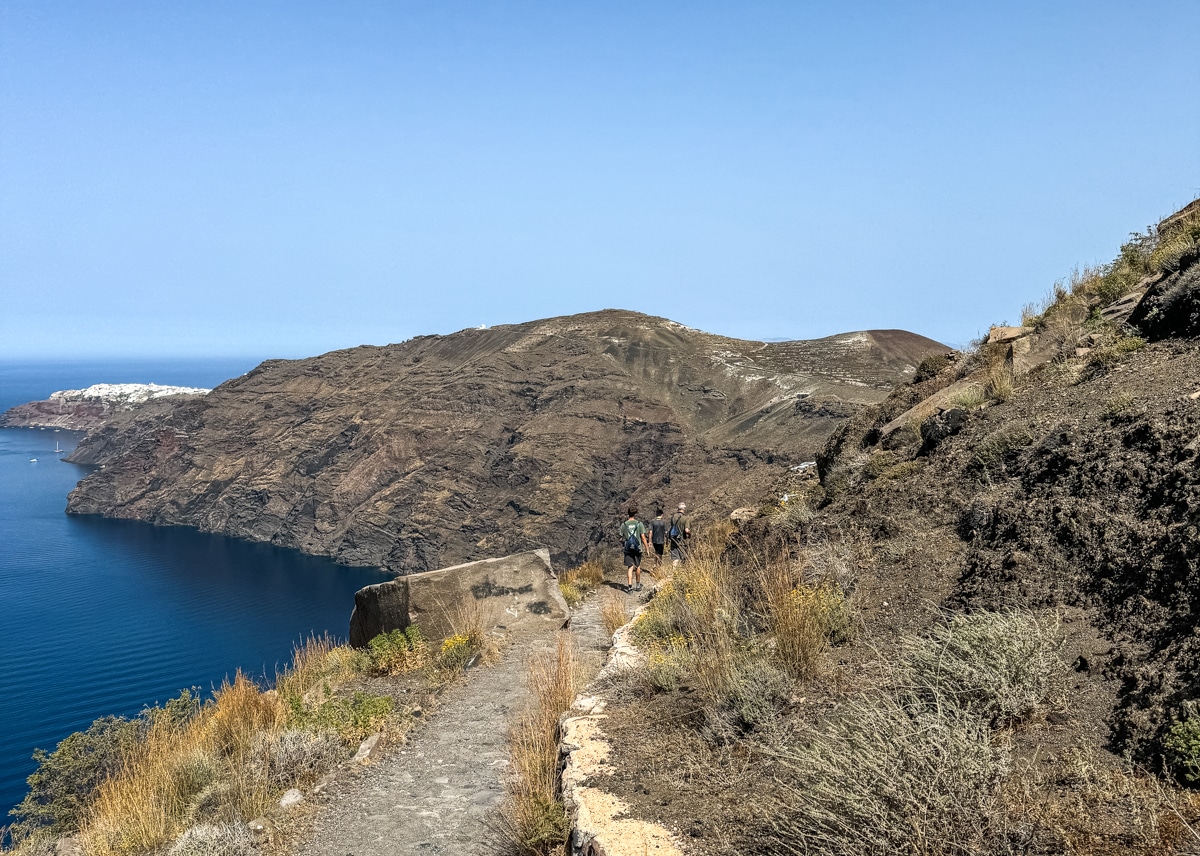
left=2, top=1, right=1197, bottom=359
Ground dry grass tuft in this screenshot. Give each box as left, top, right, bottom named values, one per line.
left=766, top=687, right=1011, bottom=856
left=758, top=561, right=852, bottom=681
left=494, top=633, right=578, bottom=856
left=558, top=561, right=606, bottom=608
left=999, top=748, right=1200, bottom=855
left=81, top=674, right=285, bottom=856
left=598, top=589, right=630, bottom=636
left=983, top=360, right=1015, bottom=403
left=899, top=610, right=1063, bottom=727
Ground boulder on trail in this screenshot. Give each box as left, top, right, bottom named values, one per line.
left=349, top=548, right=567, bottom=647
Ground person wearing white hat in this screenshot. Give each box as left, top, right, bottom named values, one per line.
left=668, top=503, right=690, bottom=565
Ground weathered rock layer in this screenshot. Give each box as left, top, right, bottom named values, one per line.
left=66, top=310, right=945, bottom=573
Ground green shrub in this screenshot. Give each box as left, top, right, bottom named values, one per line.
left=287, top=689, right=394, bottom=744
left=8, top=715, right=143, bottom=838
left=1163, top=716, right=1200, bottom=786
left=367, top=625, right=428, bottom=675
left=1087, top=335, right=1145, bottom=369
left=900, top=610, right=1062, bottom=727
left=766, top=689, right=1010, bottom=856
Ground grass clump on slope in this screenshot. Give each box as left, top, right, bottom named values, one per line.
left=493, top=633, right=578, bottom=856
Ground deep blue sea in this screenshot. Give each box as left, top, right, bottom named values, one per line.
left=0, top=360, right=389, bottom=827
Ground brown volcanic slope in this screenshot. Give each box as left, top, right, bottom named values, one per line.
left=66, top=310, right=945, bottom=573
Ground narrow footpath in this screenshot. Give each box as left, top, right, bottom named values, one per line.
left=288, top=584, right=624, bottom=856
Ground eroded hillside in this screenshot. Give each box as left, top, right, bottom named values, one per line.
left=64, top=310, right=944, bottom=573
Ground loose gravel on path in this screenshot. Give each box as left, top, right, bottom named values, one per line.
left=288, top=584, right=627, bottom=856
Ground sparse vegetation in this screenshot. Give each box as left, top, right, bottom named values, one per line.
left=5, top=621, right=486, bottom=855
left=968, top=427, right=1034, bottom=481
left=767, top=688, right=1010, bottom=856
left=494, top=633, right=577, bottom=856
left=598, top=589, right=628, bottom=636
left=899, top=610, right=1063, bottom=727
left=557, top=560, right=606, bottom=608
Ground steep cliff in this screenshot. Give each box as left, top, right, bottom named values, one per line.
left=66, top=310, right=945, bottom=573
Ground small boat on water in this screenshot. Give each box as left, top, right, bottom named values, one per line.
left=29, top=458, right=38, bottom=463
left=54, top=441, right=64, bottom=454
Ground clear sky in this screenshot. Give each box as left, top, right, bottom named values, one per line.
left=2, top=1, right=1197, bottom=359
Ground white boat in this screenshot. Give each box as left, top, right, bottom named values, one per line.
left=54, top=441, right=64, bottom=454
left=29, top=458, right=38, bottom=463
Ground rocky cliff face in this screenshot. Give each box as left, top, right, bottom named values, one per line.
left=66, top=310, right=945, bottom=573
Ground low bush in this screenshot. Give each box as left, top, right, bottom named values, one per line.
left=968, top=427, right=1033, bottom=481
left=642, top=633, right=691, bottom=692
left=6, top=716, right=144, bottom=839
left=759, top=563, right=853, bottom=681
left=287, top=688, right=394, bottom=744
left=1164, top=717, right=1200, bottom=787
left=770, top=496, right=813, bottom=533
left=1087, top=335, right=1146, bottom=369
left=368, top=625, right=428, bottom=675
left=914, top=352, right=952, bottom=383
left=692, top=645, right=790, bottom=738
left=765, top=689, right=1010, bottom=856
left=1000, top=747, right=1200, bottom=855
left=250, top=729, right=345, bottom=790
left=899, top=610, right=1062, bottom=727
left=166, top=822, right=257, bottom=856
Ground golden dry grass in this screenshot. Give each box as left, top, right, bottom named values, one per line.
left=598, top=588, right=630, bottom=636
left=81, top=673, right=284, bottom=856
left=557, top=560, right=606, bottom=608
left=496, top=632, right=579, bottom=855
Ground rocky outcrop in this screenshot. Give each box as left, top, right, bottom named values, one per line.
left=65, top=310, right=945, bottom=573
left=348, top=548, right=566, bottom=645
left=1, top=383, right=208, bottom=431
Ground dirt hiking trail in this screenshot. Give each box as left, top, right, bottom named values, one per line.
left=288, top=587, right=622, bottom=856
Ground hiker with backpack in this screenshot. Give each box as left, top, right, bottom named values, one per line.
left=619, top=505, right=650, bottom=592
left=669, top=503, right=691, bottom=566
left=648, top=506, right=668, bottom=569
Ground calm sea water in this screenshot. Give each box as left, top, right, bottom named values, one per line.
left=0, top=360, right=389, bottom=826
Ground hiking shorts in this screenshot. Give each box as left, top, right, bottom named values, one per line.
left=670, top=540, right=685, bottom=561
left=652, top=543, right=665, bottom=558
left=623, top=549, right=642, bottom=568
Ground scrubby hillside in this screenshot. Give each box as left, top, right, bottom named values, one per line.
left=63, top=310, right=944, bottom=574
left=552, top=199, right=1200, bottom=856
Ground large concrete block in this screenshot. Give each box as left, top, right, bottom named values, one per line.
left=348, top=548, right=567, bottom=647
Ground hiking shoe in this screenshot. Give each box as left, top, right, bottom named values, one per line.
left=635, top=583, right=643, bottom=591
